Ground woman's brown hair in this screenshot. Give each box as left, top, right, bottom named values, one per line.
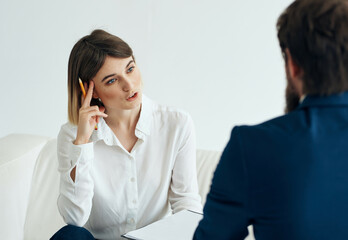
left=68, top=29, right=133, bottom=125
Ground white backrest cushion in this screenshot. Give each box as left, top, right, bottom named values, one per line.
left=196, top=149, right=221, bottom=205
left=23, top=139, right=65, bottom=240
left=0, top=134, right=49, bottom=240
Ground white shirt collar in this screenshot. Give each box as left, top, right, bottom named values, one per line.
left=90, top=94, right=153, bottom=146
left=135, top=95, right=153, bottom=137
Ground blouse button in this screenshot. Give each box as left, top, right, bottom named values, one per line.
left=130, top=177, right=135, bottom=182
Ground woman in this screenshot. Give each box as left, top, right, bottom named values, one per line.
left=51, top=29, right=202, bottom=240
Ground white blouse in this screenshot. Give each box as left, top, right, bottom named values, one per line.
left=57, top=95, right=202, bottom=240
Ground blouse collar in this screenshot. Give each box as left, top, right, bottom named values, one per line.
left=90, top=94, right=154, bottom=146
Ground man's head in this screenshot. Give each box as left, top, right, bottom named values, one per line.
left=277, top=0, right=348, bottom=112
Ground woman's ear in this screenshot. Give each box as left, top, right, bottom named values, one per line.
left=92, top=91, right=99, bottom=99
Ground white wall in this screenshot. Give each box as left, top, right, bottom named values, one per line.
left=0, top=0, right=293, bottom=151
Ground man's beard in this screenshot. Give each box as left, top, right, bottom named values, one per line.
left=285, top=68, right=300, bottom=113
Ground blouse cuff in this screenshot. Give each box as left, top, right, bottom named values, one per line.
left=68, top=141, right=94, bottom=167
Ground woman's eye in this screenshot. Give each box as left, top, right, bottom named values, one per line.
left=127, top=66, right=134, bottom=73
left=107, top=78, right=116, bottom=84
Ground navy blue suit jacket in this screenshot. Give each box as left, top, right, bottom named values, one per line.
left=194, top=92, right=348, bottom=240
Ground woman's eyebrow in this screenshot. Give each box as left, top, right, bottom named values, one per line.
left=101, top=60, right=134, bottom=82
left=126, top=60, right=134, bottom=68
left=101, top=73, right=116, bottom=82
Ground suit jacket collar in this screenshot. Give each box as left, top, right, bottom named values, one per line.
left=298, top=91, right=348, bottom=109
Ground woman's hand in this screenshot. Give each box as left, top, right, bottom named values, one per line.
left=74, top=81, right=108, bottom=145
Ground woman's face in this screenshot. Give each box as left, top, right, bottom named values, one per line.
left=92, top=56, right=142, bottom=111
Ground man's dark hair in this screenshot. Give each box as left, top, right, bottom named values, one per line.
left=277, top=0, right=348, bottom=96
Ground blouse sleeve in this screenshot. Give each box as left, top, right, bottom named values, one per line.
left=56, top=124, right=94, bottom=227
left=168, top=114, right=203, bottom=213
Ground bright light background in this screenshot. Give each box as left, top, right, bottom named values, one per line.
left=0, top=0, right=293, bottom=151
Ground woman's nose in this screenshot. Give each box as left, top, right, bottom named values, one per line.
left=122, top=77, right=134, bottom=92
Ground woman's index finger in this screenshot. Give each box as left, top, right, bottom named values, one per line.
left=82, top=81, right=94, bottom=107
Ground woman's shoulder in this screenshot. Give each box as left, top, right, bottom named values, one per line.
left=149, top=97, right=193, bottom=127
left=150, top=98, right=189, bottom=117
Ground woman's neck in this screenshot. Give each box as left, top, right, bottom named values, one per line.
left=104, top=104, right=141, bottom=131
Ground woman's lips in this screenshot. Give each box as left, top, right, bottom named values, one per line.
left=127, top=92, right=138, bottom=101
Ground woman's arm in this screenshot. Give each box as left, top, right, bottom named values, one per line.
left=168, top=114, right=202, bottom=213
left=56, top=125, right=95, bottom=227
left=56, top=81, right=107, bottom=226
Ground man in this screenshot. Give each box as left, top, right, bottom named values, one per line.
left=193, top=0, right=348, bottom=239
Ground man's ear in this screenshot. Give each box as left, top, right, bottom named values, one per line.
left=285, top=48, right=304, bottom=96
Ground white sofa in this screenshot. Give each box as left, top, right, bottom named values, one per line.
left=0, top=134, right=254, bottom=240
